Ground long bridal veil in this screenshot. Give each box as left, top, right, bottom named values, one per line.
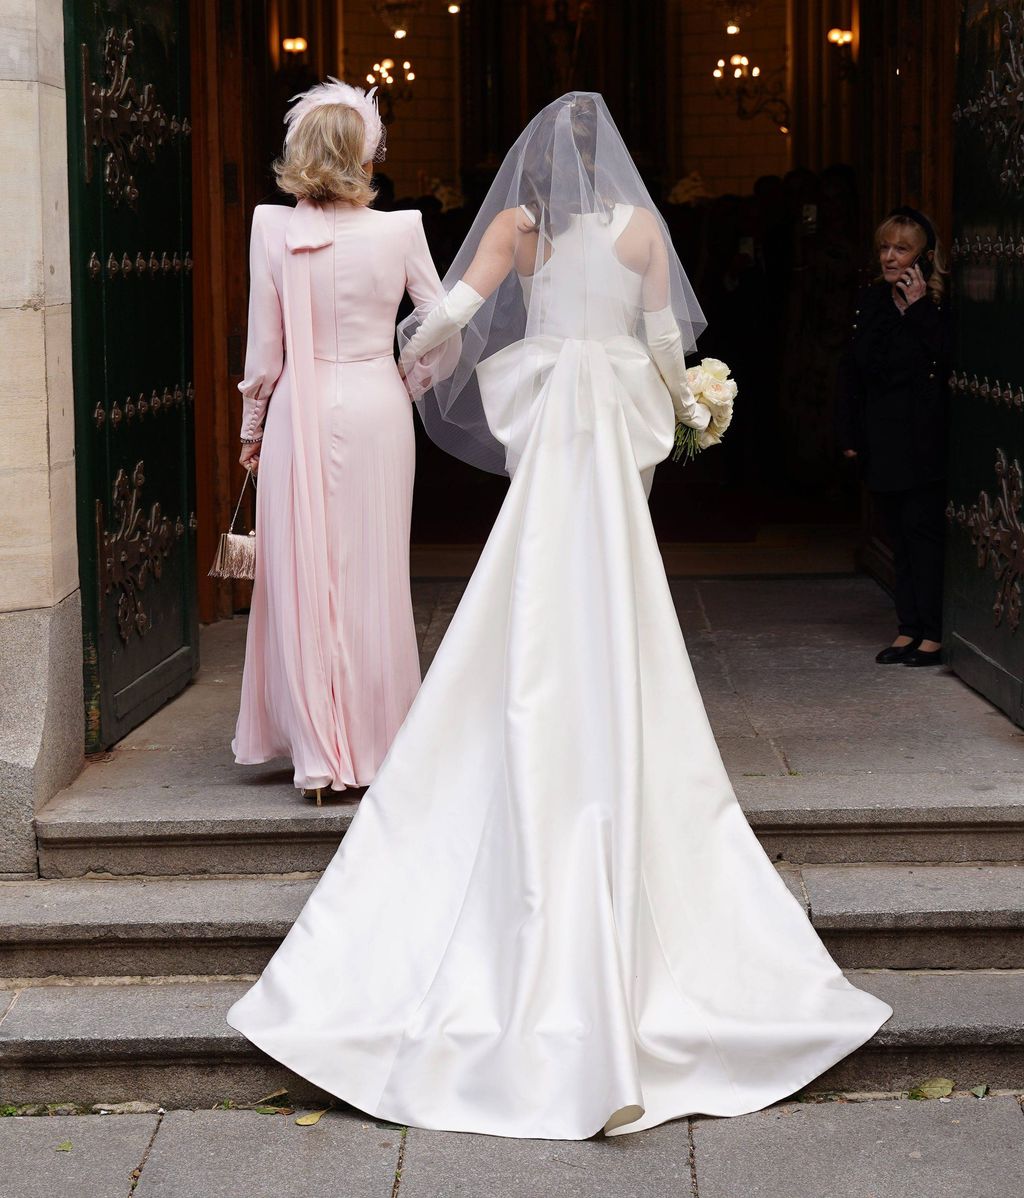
left=398, top=91, right=707, bottom=475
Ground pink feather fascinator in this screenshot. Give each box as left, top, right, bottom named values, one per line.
left=283, top=77, right=386, bottom=163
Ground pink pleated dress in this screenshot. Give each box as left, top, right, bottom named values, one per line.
left=232, top=200, right=445, bottom=790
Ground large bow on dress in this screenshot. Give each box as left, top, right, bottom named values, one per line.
left=476, top=335, right=677, bottom=481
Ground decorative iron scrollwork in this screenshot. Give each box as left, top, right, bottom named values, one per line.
left=952, top=4, right=1024, bottom=192
left=96, top=461, right=182, bottom=642
left=949, top=370, right=1024, bottom=410
left=81, top=28, right=191, bottom=209
left=947, top=450, right=1024, bottom=631
left=93, top=247, right=191, bottom=278
left=951, top=232, right=1024, bottom=263
left=108, top=382, right=191, bottom=427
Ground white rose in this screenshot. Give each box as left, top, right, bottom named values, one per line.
left=699, top=385, right=734, bottom=436
left=703, top=377, right=738, bottom=402
left=685, top=365, right=708, bottom=394
left=698, top=427, right=722, bottom=450
left=700, top=357, right=730, bottom=381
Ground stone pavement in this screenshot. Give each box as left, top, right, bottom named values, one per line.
left=2, top=1094, right=1023, bottom=1197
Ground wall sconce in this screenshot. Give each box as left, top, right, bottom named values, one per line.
left=827, top=28, right=857, bottom=79
left=282, top=37, right=308, bottom=54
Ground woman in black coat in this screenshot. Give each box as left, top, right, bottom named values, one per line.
left=837, top=207, right=951, bottom=666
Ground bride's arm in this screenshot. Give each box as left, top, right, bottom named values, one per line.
left=636, top=216, right=710, bottom=431
left=400, top=209, right=519, bottom=378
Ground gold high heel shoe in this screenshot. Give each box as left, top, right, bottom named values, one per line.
left=301, top=787, right=324, bottom=807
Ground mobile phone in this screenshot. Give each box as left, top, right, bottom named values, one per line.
left=910, top=253, right=934, bottom=282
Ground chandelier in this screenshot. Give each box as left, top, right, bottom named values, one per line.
left=710, top=1, right=759, bottom=36
left=713, top=53, right=791, bottom=133
left=370, top=0, right=422, bottom=39
left=366, top=56, right=416, bottom=124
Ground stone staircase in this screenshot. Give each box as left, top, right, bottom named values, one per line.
left=2, top=580, right=1023, bottom=1110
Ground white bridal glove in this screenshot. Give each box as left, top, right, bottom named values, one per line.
left=643, top=306, right=711, bottom=431
left=400, top=281, right=486, bottom=377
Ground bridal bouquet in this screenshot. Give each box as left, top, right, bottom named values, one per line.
left=673, top=358, right=738, bottom=463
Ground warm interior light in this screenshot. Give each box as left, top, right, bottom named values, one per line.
left=394, top=27, right=407, bottom=38
left=752, top=66, right=760, bottom=76
left=381, top=58, right=394, bottom=70
left=730, top=54, right=742, bottom=65
left=366, top=73, right=375, bottom=83
left=403, top=60, right=411, bottom=69
left=726, top=22, right=740, bottom=35
left=713, top=68, right=723, bottom=78
left=448, top=3, right=461, bottom=12
left=733, top=68, right=742, bottom=77
left=282, top=36, right=308, bottom=53
left=827, top=28, right=853, bottom=45
left=779, top=125, right=789, bottom=134
left=717, top=58, right=726, bottom=67
left=406, top=71, right=415, bottom=80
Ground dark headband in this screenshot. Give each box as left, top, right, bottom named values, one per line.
left=888, top=205, right=936, bottom=251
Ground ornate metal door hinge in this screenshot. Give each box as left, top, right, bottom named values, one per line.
left=81, top=27, right=192, bottom=209
left=96, top=461, right=183, bottom=642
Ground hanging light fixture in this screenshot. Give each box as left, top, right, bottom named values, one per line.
left=710, top=1, right=759, bottom=36
left=370, top=0, right=423, bottom=40
left=712, top=52, right=791, bottom=133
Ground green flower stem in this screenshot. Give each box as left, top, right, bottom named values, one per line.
left=672, top=422, right=702, bottom=464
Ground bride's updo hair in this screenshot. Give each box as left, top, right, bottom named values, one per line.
left=275, top=103, right=375, bottom=206
left=518, top=94, right=614, bottom=238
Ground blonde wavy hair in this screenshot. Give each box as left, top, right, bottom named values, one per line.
left=274, top=103, right=375, bottom=205
left=874, top=213, right=949, bottom=304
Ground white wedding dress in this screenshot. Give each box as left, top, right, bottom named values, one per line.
left=227, top=200, right=892, bottom=1139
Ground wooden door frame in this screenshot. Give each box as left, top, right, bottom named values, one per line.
left=190, top=0, right=268, bottom=622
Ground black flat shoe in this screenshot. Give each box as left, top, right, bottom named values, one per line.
left=875, top=639, right=920, bottom=664
left=903, top=647, right=942, bottom=667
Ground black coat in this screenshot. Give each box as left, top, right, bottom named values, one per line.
left=836, top=282, right=951, bottom=492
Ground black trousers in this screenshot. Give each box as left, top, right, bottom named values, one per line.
left=875, top=483, right=945, bottom=643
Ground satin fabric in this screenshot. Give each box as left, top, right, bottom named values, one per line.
left=232, top=202, right=446, bottom=790
left=228, top=331, right=892, bottom=1138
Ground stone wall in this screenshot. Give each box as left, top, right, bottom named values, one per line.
left=0, top=0, right=84, bottom=876
left=341, top=1, right=459, bottom=200
left=673, top=0, right=791, bottom=196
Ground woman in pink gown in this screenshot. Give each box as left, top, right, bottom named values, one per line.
left=232, top=81, right=444, bottom=795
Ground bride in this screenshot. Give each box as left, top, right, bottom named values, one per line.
left=228, top=92, right=891, bottom=1140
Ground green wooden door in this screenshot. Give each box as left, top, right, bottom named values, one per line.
left=65, top=2, right=198, bottom=750
left=945, top=1, right=1024, bottom=726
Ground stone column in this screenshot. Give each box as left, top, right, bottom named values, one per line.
left=0, top=0, right=83, bottom=877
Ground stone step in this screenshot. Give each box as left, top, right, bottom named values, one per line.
left=1, top=864, right=1023, bottom=979
left=740, top=775, right=1024, bottom=866
left=34, top=771, right=1024, bottom=879
left=0, top=971, right=1020, bottom=1107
